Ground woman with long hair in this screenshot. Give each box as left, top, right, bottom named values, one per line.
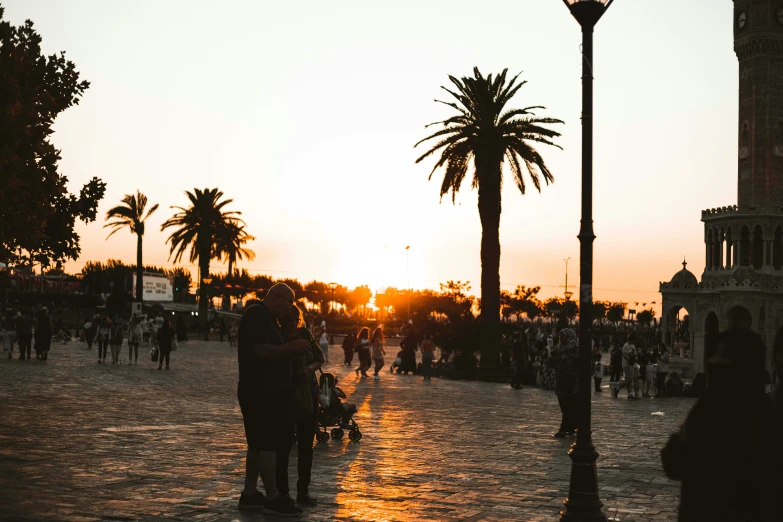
left=95, top=316, right=111, bottom=364
left=157, top=319, right=175, bottom=370
left=278, top=304, right=323, bottom=505
left=371, top=327, right=385, bottom=378
left=354, top=327, right=371, bottom=377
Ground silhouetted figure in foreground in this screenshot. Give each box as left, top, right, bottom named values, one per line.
left=551, top=328, right=579, bottom=438
left=661, top=328, right=769, bottom=522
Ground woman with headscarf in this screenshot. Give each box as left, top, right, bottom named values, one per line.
left=551, top=328, right=579, bottom=438
left=661, top=328, right=770, bottom=521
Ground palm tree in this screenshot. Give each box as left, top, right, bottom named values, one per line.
left=160, top=188, right=243, bottom=325
left=104, top=191, right=159, bottom=307
left=215, top=221, right=256, bottom=310
left=415, top=68, right=563, bottom=366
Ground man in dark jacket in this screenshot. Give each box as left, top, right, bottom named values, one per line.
left=16, top=311, right=33, bottom=360
left=510, top=331, right=528, bottom=389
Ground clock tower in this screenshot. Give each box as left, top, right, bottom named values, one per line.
left=734, top=0, right=783, bottom=208
left=659, top=2, right=783, bottom=377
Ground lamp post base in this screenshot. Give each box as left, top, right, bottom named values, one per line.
left=560, top=438, right=606, bottom=521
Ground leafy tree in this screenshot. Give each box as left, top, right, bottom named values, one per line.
left=416, top=68, right=563, bottom=366
left=160, top=188, right=243, bottom=325
left=606, top=302, right=626, bottom=324
left=636, top=308, right=656, bottom=326
left=0, top=8, right=105, bottom=266
left=592, top=301, right=609, bottom=324
left=104, top=191, right=159, bottom=306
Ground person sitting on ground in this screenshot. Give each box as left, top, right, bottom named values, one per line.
left=666, top=372, right=684, bottom=397
left=661, top=327, right=770, bottom=522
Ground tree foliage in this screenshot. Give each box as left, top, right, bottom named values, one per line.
left=0, top=8, right=105, bottom=266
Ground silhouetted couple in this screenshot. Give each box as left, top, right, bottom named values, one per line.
left=661, top=327, right=782, bottom=521
left=236, top=284, right=321, bottom=517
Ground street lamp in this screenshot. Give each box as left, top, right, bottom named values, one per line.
left=405, top=246, right=411, bottom=322
left=328, top=282, right=337, bottom=314
left=561, top=1, right=614, bottom=521
left=563, top=257, right=573, bottom=302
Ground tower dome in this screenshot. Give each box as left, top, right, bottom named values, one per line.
left=670, top=259, right=698, bottom=288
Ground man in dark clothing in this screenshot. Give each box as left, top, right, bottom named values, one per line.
left=16, top=311, right=33, bottom=360
left=342, top=327, right=356, bottom=366
left=511, top=331, right=528, bottom=389
left=609, top=344, right=623, bottom=383
left=236, top=284, right=309, bottom=516
left=35, top=308, right=52, bottom=361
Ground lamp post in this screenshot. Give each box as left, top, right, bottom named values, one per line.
left=561, top=1, right=613, bottom=520
left=328, top=282, right=337, bottom=314
left=405, top=246, right=411, bottom=322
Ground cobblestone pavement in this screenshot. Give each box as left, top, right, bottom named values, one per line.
left=0, top=341, right=691, bottom=521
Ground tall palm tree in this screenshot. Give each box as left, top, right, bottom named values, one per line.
left=415, top=68, right=563, bottom=366
left=104, top=191, right=159, bottom=307
left=160, top=188, right=243, bottom=325
left=215, top=221, right=256, bottom=310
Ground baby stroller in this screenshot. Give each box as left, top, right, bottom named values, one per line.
left=315, top=372, right=362, bottom=442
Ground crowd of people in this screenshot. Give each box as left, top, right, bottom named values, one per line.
left=1, top=306, right=53, bottom=360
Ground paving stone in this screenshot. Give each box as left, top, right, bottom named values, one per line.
left=0, top=341, right=691, bottom=520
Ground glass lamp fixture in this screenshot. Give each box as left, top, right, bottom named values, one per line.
left=563, top=0, right=614, bottom=27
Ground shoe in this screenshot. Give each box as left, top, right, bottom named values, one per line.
left=19, top=355, right=25, bottom=360
left=355, top=368, right=360, bottom=376
left=264, top=495, right=302, bottom=517
left=296, top=492, right=318, bottom=506
left=158, top=366, right=162, bottom=370
left=553, top=431, right=568, bottom=438
left=627, top=395, right=638, bottom=400
left=612, top=387, right=619, bottom=398
left=165, top=366, right=170, bottom=370
left=238, top=490, right=266, bottom=510
left=374, top=375, right=379, bottom=380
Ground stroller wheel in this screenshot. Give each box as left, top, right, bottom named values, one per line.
left=331, top=428, right=344, bottom=440
left=316, top=431, right=329, bottom=443
left=348, top=430, right=362, bottom=442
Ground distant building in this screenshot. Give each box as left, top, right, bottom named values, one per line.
left=660, top=0, right=783, bottom=377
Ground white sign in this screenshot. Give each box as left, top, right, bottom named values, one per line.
left=132, top=274, right=173, bottom=302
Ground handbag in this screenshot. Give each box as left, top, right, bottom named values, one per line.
left=150, top=346, right=159, bottom=362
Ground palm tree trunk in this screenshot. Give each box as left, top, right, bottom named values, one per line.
left=477, top=160, right=502, bottom=369
left=136, top=233, right=143, bottom=306
left=199, top=250, right=209, bottom=330
left=223, top=258, right=233, bottom=311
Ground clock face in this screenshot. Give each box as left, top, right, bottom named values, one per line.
left=738, top=10, right=747, bottom=29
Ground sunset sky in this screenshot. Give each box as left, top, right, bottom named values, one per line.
left=5, top=0, right=738, bottom=315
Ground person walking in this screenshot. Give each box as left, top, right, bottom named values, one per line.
left=637, top=345, right=651, bottom=398
left=278, top=304, right=323, bottom=507
left=2, top=309, right=17, bottom=360
left=655, top=343, right=671, bottom=398
left=318, top=327, right=329, bottom=363
left=371, top=327, right=386, bottom=378
left=511, top=331, right=528, bottom=389
left=420, top=333, right=435, bottom=380
left=342, top=326, right=356, bottom=366
left=609, top=343, right=623, bottom=384
left=109, top=319, right=124, bottom=364
left=613, top=334, right=640, bottom=400
left=16, top=311, right=33, bottom=360
left=157, top=319, right=175, bottom=370
left=35, top=307, right=53, bottom=361
left=128, top=318, right=142, bottom=365
left=354, top=327, right=371, bottom=377
left=551, top=328, right=579, bottom=438
left=95, top=316, right=111, bottom=363
left=84, top=315, right=98, bottom=351
left=593, top=351, right=603, bottom=392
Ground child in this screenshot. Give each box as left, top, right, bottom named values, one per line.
left=329, top=376, right=357, bottom=425
left=593, top=352, right=603, bottom=392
